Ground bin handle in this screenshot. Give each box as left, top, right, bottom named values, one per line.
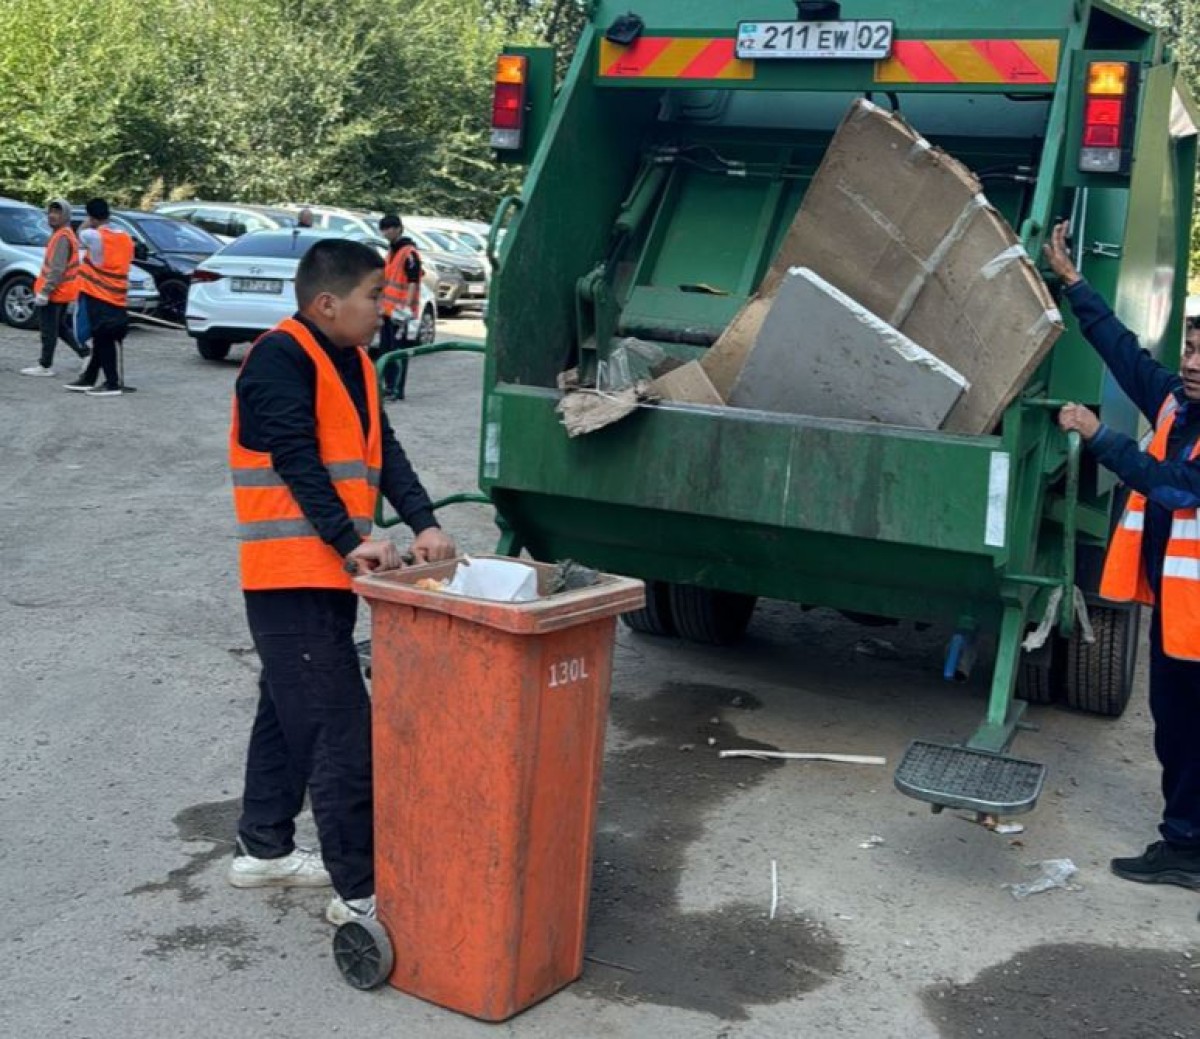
left=488, top=195, right=523, bottom=272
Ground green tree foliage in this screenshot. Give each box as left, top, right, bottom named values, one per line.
left=0, top=0, right=539, bottom=216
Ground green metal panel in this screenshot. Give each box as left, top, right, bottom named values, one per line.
left=484, top=387, right=1007, bottom=558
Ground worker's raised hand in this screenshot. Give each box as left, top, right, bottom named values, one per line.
left=410, top=527, right=457, bottom=564
left=347, top=538, right=404, bottom=573
left=1043, top=221, right=1082, bottom=287
left=1058, top=402, right=1100, bottom=440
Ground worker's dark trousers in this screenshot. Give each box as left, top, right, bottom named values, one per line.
left=38, top=301, right=84, bottom=367
left=1148, top=611, right=1200, bottom=849
left=238, top=590, right=374, bottom=899
left=376, top=316, right=410, bottom=399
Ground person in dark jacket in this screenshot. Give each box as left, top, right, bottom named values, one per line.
left=1044, top=220, right=1200, bottom=892
left=226, top=238, right=456, bottom=926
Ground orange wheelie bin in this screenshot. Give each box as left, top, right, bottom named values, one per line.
left=334, top=556, right=644, bottom=1021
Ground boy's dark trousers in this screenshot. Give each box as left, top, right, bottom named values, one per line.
left=1148, top=611, right=1200, bottom=849
left=237, top=589, right=374, bottom=899
left=38, top=301, right=86, bottom=368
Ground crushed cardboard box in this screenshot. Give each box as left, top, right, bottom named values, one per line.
left=708, top=98, right=1062, bottom=434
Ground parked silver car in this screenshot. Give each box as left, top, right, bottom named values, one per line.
left=0, top=197, right=159, bottom=329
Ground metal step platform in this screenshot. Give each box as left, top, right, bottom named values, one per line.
left=894, top=740, right=1046, bottom=815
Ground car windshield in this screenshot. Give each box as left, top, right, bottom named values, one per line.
left=0, top=207, right=51, bottom=246
left=138, top=217, right=220, bottom=253
left=420, top=229, right=473, bottom=255
left=218, top=231, right=328, bottom=259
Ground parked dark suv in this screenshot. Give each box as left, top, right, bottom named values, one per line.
left=71, top=208, right=222, bottom=322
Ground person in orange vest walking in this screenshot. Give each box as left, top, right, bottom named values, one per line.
left=1044, top=221, right=1200, bottom=891
left=20, top=198, right=89, bottom=377
left=228, top=237, right=455, bottom=925
left=64, top=197, right=133, bottom=397
left=374, top=214, right=421, bottom=400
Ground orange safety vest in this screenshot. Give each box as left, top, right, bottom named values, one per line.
left=1100, top=393, right=1200, bottom=661
left=380, top=243, right=420, bottom=320
left=229, top=317, right=383, bottom=592
left=34, top=225, right=80, bottom=303
left=78, top=225, right=134, bottom=307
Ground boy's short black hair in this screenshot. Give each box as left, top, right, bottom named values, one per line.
left=85, top=197, right=110, bottom=220
left=295, top=238, right=384, bottom=308
left=379, top=214, right=402, bottom=231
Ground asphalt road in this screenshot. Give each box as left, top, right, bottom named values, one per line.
left=1, top=316, right=1196, bottom=1039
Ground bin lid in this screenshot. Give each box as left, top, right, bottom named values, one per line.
left=354, top=555, right=646, bottom=635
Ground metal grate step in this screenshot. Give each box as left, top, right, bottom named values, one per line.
left=894, top=740, right=1045, bottom=815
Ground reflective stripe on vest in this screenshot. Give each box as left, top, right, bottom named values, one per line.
left=229, top=317, right=383, bottom=592
left=78, top=226, right=134, bottom=307
left=381, top=244, right=420, bottom=319
left=1099, top=393, right=1200, bottom=661
left=34, top=226, right=81, bottom=303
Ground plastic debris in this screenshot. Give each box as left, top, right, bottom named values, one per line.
left=1006, top=858, right=1079, bottom=899
left=720, top=750, right=886, bottom=766
left=547, top=560, right=601, bottom=594
left=859, top=835, right=886, bottom=849
left=854, top=637, right=899, bottom=659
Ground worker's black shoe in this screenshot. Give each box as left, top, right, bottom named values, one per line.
left=1110, top=840, right=1200, bottom=889
left=63, top=377, right=95, bottom=392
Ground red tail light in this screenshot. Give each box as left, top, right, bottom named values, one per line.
left=190, top=269, right=223, bottom=283
left=490, top=55, right=527, bottom=150
left=1079, top=61, right=1136, bottom=174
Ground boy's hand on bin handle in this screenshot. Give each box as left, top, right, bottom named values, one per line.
left=344, top=538, right=405, bottom=576
left=411, top=527, right=457, bottom=564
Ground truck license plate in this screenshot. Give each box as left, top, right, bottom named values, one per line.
left=736, top=20, right=893, bottom=60
left=232, top=278, right=283, bottom=294
left=467, top=283, right=486, bottom=296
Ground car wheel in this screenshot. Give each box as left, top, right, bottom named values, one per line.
left=2, top=274, right=38, bottom=330
left=195, top=336, right=232, bottom=361
left=417, top=304, right=436, bottom=345
left=157, top=279, right=188, bottom=324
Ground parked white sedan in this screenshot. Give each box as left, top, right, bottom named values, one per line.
left=184, top=228, right=436, bottom=361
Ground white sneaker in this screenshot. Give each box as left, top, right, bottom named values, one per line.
left=326, top=894, right=376, bottom=926
left=20, top=365, right=54, bottom=377
left=227, top=845, right=331, bottom=888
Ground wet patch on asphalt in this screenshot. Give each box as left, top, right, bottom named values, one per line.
left=138, top=920, right=259, bottom=972
left=579, top=682, right=844, bottom=1020
left=924, top=943, right=1200, bottom=1039
left=127, top=797, right=240, bottom=902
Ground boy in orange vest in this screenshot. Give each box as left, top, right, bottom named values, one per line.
left=1045, top=221, right=1200, bottom=891
left=227, top=239, right=455, bottom=925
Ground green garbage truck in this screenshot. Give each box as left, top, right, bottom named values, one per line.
left=477, top=0, right=1198, bottom=815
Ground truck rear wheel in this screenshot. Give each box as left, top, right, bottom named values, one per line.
left=620, top=580, right=676, bottom=637
left=1016, top=639, right=1060, bottom=706
left=668, top=585, right=757, bottom=645
left=1063, top=603, right=1141, bottom=717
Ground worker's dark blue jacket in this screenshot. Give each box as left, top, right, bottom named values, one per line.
left=1065, top=280, right=1200, bottom=594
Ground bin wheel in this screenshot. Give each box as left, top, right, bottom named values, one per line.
left=620, top=580, right=677, bottom=637
left=333, top=917, right=394, bottom=991
left=668, top=584, right=757, bottom=645
left=1063, top=603, right=1140, bottom=717
left=1016, top=637, right=1060, bottom=706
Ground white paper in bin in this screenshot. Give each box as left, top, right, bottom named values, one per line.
left=445, top=557, right=539, bottom=603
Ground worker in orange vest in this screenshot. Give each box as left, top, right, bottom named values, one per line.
left=1045, top=220, right=1200, bottom=892
left=64, top=198, right=133, bottom=397
left=375, top=214, right=421, bottom=400
left=21, top=198, right=88, bottom=378
left=227, top=238, right=455, bottom=926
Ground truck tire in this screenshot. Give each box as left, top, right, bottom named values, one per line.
left=1063, top=603, right=1140, bottom=717
left=668, top=584, right=757, bottom=645
left=1016, top=639, right=1060, bottom=705
left=196, top=336, right=231, bottom=361
left=621, top=580, right=676, bottom=637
